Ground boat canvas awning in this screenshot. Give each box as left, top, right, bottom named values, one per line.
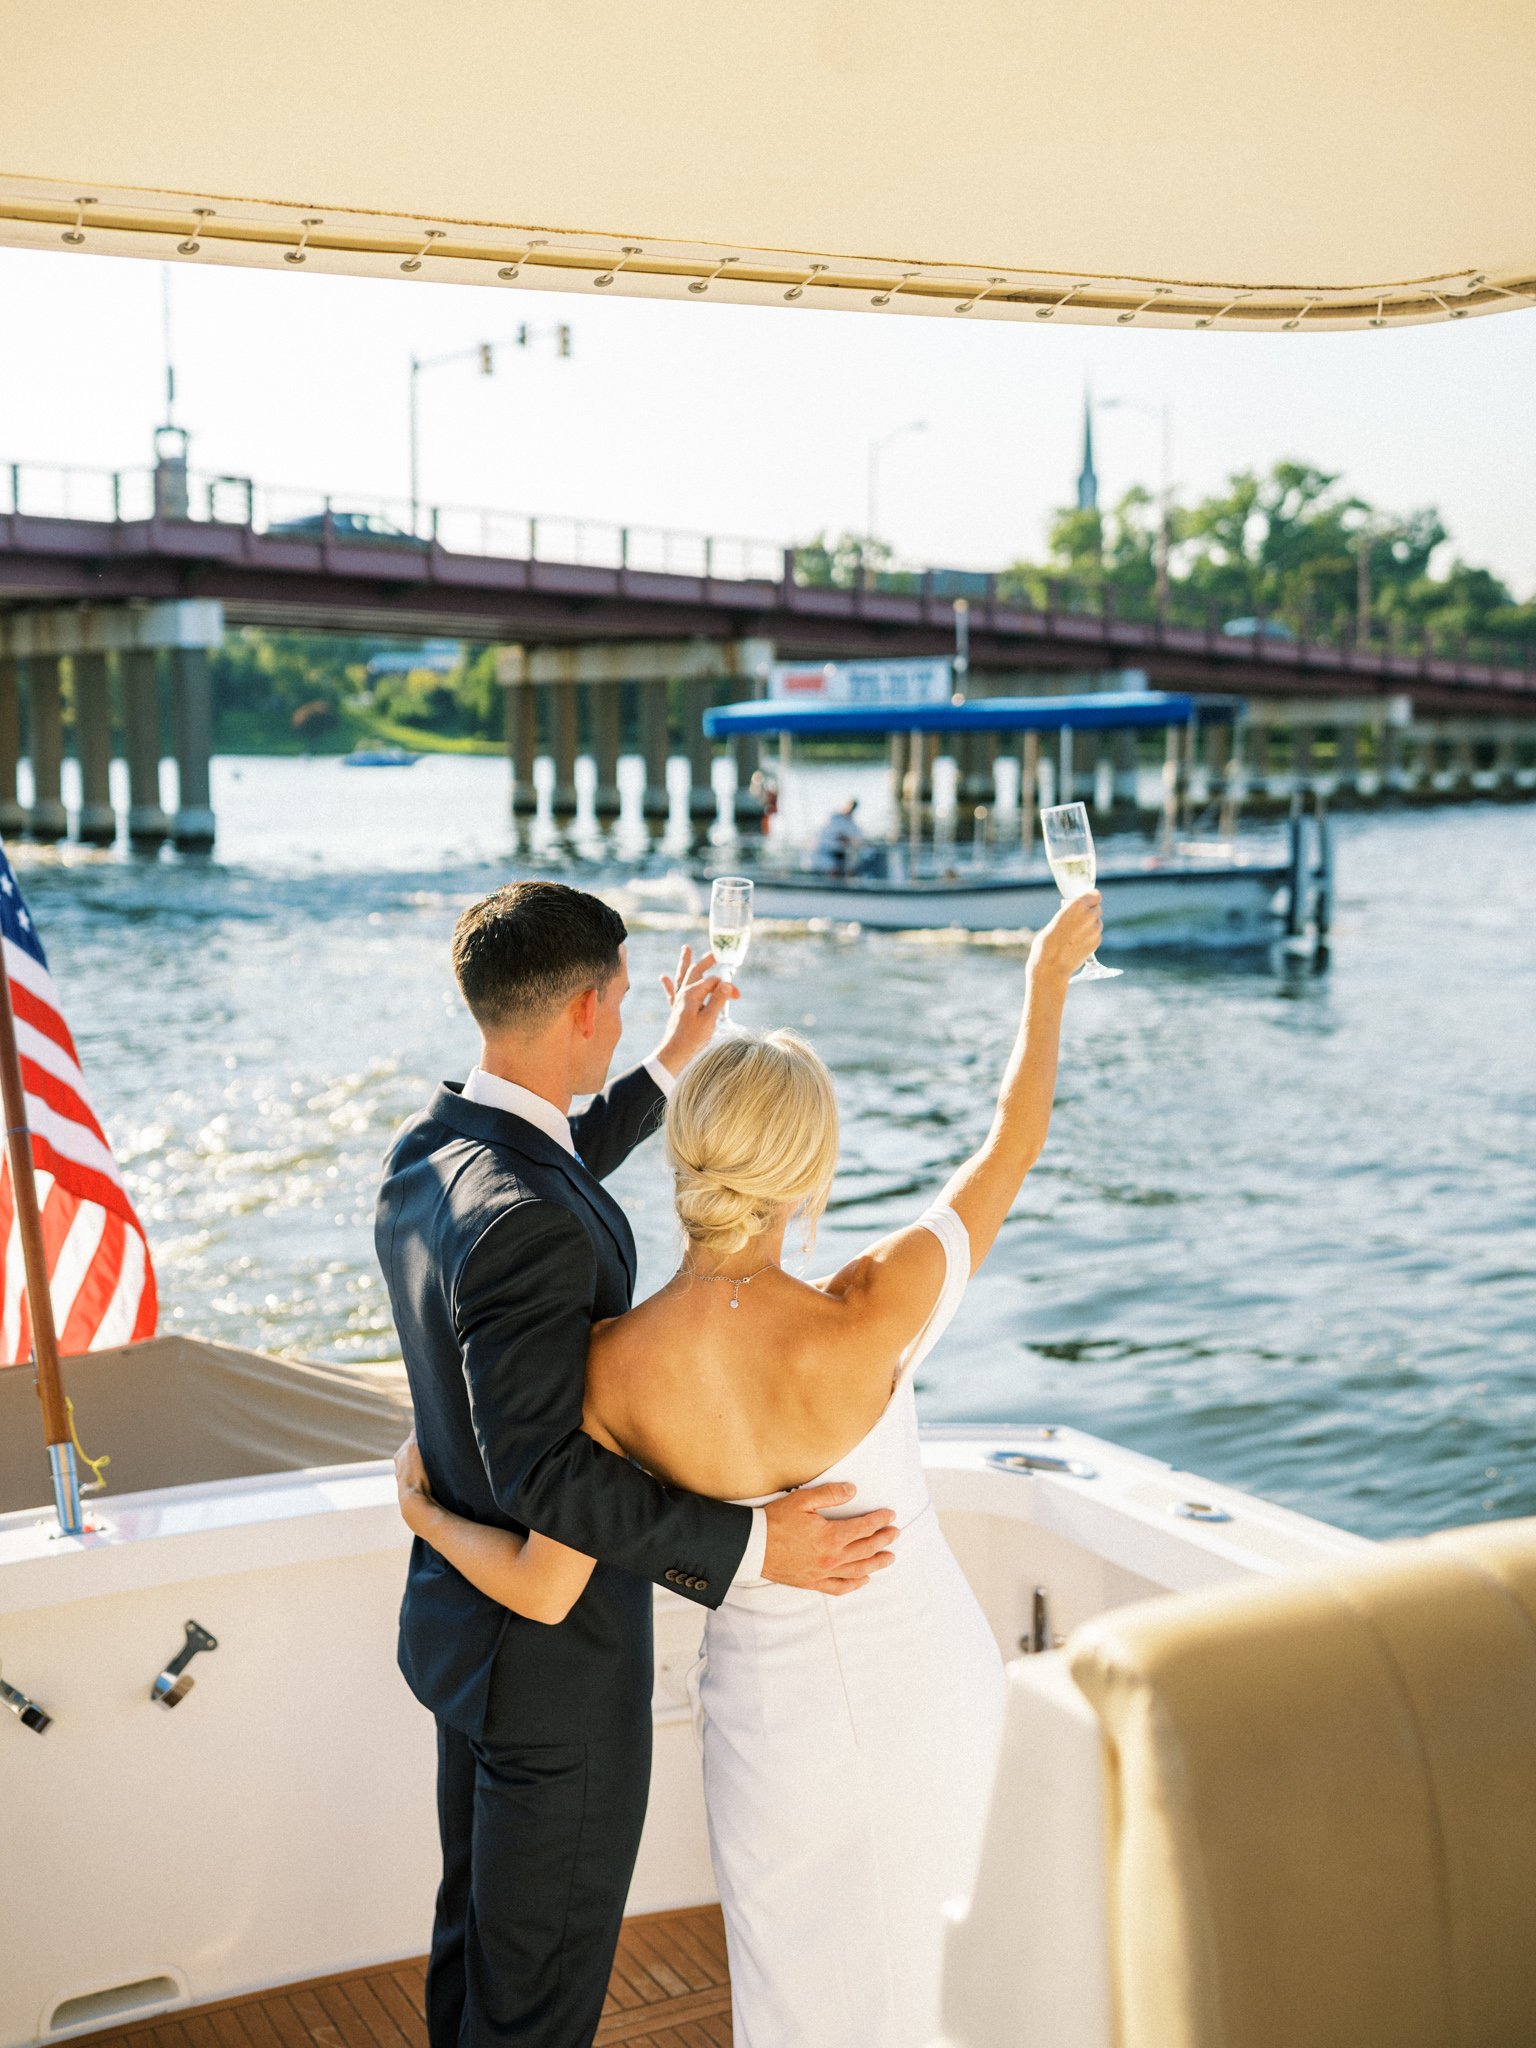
left=704, top=691, right=1199, bottom=739
left=0, top=3, right=1532, bottom=333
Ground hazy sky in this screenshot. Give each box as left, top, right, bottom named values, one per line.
left=3, top=245, right=1532, bottom=594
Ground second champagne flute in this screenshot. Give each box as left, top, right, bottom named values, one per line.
left=1039, top=802, right=1121, bottom=982
left=708, top=876, right=754, bottom=1028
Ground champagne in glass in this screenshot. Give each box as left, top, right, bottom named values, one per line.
left=709, top=876, right=754, bottom=1027
left=1040, top=802, right=1121, bottom=983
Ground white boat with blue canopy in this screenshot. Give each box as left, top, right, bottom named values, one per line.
left=702, top=690, right=1330, bottom=950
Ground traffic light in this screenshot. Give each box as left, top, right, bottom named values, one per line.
left=557, top=324, right=573, bottom=357
left=479, top=343, right=494, bottom=374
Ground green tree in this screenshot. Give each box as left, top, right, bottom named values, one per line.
left=791, top=531, right=896, bottom=588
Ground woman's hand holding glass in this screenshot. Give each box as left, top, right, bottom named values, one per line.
left=1030, top=891, right=1104, bottom=985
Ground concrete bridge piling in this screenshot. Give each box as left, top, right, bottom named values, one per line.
left=0, top=602, right=223, bottom=851
left=498, top=638, right=774, bottom=834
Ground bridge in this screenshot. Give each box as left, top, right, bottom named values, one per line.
left=2, top=460, right=1533, bottom=714
left=0, top=458, right=1532, bottom=849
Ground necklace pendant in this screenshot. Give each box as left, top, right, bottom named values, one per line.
left=730, top=1292, right=741, bottom=1308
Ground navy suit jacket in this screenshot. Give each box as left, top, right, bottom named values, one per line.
left=376, top=1065, right=753, bottom=1742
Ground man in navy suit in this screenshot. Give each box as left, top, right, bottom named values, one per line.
left=377, top=881, right=895, bottom=2048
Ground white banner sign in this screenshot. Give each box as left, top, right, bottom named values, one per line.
left=767, top=658, right=954, bottom=705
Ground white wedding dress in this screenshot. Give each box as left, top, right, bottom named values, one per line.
left=694, top=1205, right=1007, bottom=2048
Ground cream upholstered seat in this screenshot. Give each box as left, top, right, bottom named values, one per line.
left=938, top=1517, right=1536, bottom=2048
left=1074, top=1518, right=1536, bottom=2048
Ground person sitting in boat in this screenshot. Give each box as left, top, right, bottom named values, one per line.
left=813, top=795, right=871, bottom=875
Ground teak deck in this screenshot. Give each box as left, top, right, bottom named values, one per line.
left=74, top=1906, right=732, bottom=2048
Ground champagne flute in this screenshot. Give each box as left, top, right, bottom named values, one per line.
left=1040, top=802, right=1121, bottom=982
left=708, top=876, right=754, bottom=1028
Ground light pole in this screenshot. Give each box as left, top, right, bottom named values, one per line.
left=1101, top=397, right=1174, bottom=612
left=952, top=597, right=970, bottom=700
left=866, top=419, right=927, bottom=550
left=408, top=321, right=573, bottom=534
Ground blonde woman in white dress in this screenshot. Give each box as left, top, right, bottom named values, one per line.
left=395, top=890, right=1101, bottom=2047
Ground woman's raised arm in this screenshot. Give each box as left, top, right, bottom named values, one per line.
left=936, top=889, right=1100, bottom=1270
left=821, top=891, right=1102, bottom=1360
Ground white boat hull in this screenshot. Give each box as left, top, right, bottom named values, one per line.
left=737, top=864, right=1291, bottom=945
left=0, top=1425, right=1365, bottom=2048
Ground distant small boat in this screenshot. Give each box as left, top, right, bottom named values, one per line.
left=701, top=691, right=1332, bottom=954
left=341, top=744, right=419, bottom=768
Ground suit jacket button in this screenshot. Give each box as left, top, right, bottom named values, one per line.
left=665, top=1570, right=679, bottom=1583
left=697, top=1578, right=709, bottom=1592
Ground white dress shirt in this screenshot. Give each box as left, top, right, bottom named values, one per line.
left=461, top=1059, right=769, bottom=1588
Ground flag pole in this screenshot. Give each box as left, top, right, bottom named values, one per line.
left=0, top=936, right=81, bottom=1535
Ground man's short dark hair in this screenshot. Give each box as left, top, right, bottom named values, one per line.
left=452, top=881, right=628, bottom=1032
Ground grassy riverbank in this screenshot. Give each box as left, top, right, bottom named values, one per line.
left=214, top=705, right=502, bottom=757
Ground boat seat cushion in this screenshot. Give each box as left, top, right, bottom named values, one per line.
left=1067, top=1516, right=1536, bottom=2048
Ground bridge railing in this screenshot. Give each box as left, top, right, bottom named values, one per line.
left=2, top=458, right=1532, bottom=677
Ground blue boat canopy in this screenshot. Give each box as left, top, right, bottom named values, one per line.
left=703, top=690, right=1199, bottom=739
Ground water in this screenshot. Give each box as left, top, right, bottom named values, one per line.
left=24, top=755, right=1536, bottom=1540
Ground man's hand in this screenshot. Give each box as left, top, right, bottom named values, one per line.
left=654, top=944, right=741, bottom=1078
left=761, top=1483, right=898, bottom=1595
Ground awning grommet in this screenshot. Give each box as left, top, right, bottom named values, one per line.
left=177, top=207, right=215, bottom=257
left=401, top=228, right=447, bottom=275
left=955, top=275, right=1009, bottom=313
left=594, top=244, right=642, bottom=287
left=61, top=197, right=96, bottom=246
left=497, top=237, right=547, bottom=281
left=784, top=262, right=828, bottom=302
left=283, top=217, right=323, bottom=266
left=871, top=270, right=919, bottom=308
left=689, top=255, right=739, bottom=295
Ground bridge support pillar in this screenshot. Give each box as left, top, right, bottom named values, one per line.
left=1333, top=723, right=1359, bottom=796
left=1111, top=730, right=1138, bottom=811
left=1378, top=719, right=1403, bottom=794
left=123, top=648, right=171, bottom=845
left=586, top=683, right=623, bottom=818
left=171, top=647, right=216, bottom=849
left=25, top=656, right=69, bottom=840
left=681, top=680, right=713, bottom=814
left=0, top=659, right=27, bottom=837
left=1290, top=725, right=1315, bottom=794
left=542, top=683, right=579, bottom=814
left=639, top=684, right=669, bottom=817
left=73, top=652, right=118, bottom=844
left=1244, top=723, right=1271, bottom=799
left=1448, top=727, right=1476, bottom=795
left=502, top=669, right=537, bottom=817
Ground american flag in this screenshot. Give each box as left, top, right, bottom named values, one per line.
left=0, top=843, right=157, bottom=1362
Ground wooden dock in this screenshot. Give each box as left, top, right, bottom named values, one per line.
left=73, top=1906, right=732, bottom=2048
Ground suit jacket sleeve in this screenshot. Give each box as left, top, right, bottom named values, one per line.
left=455, top=1198, right=750, bottom=1607
left=568, top=1062, right=668, bottom=1181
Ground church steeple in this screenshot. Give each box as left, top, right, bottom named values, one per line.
left=1076, top=387, right=1099, bottom=512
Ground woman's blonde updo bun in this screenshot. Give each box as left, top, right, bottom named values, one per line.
left=666, top=1029, right=839, bottom=1258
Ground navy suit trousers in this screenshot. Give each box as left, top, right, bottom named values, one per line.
left=427, top=1708, right=653, bottom=2048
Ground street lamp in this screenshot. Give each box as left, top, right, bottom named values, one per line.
left=1100, top=397, right=1174, bottom=612
left=866, top=419, right=928, bottom=549
left=408, top=322, right=574, bottom=534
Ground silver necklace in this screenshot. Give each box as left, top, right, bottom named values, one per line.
left=692, top=1264, right=775, bottom=1308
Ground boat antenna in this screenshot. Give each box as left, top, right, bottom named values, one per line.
left=0, top=940, right=82, bottom=1535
